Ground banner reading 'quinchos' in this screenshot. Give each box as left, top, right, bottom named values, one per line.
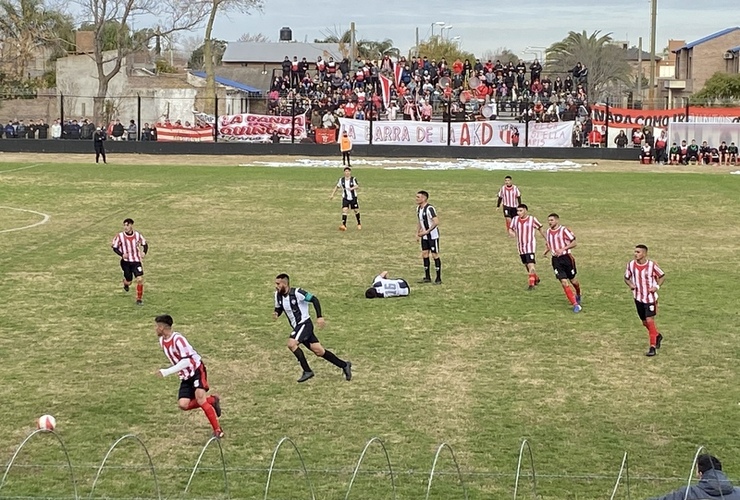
left=338, top=118, right=574, bottom=147
left=218, top=113, right=308, bottom=142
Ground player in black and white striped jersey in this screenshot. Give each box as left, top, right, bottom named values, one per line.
left=416, top=190, right=442, bottom=284
left=273, top=273, right=352, bottom=383
left=329, top=167, right=361, bottom=231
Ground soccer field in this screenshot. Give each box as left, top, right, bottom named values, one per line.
left=0, top=159, right=739, bottom=499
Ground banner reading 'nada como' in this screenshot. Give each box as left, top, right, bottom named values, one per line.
left=338, top=118, right=574, bottom=147
left=591, top=104, right=740, bottom=128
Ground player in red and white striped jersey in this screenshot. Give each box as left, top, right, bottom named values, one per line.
left=496, top=176, right=522, bottom=231
left=111, top=218, right=148, bottom=305
left=624, top=245, right=666, bottom=357
left=544, top=214, right=582, bottom=313
left=154, top=314, right=224, bottom=438
left=508, top=204, right=546, bottom=290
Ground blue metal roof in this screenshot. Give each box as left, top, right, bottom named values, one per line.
left=673, top=27, right=740, bottom=52
left=730, top=45, right=740, bottom=53
left=191, top=71, right=261, bottom=94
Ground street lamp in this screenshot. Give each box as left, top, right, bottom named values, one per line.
left=451, top=36, right=461, bottom=46
left=430, top=21, right=445, bottom=38
left=441, top=26, right=453, bottom=40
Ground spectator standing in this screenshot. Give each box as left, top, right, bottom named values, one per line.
left=614, top=130, right=628, bottom=148
left=36, top=119, right=49, bottom=139
left=111, top=119, right=125, bottom=140
left=16, top=120, right=26, bottom=139
left=127, top=120, right=138, bottom=141
left=530, top=59, right=542, bottom=81
left=93, top=126, right=107, bottom=164
left=50, top=119, right=62, bottom=139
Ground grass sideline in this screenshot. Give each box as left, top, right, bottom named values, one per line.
left=0, top=161, right=739, bottom=499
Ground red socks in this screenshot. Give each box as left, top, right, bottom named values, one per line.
left=528, top=274, right=536, bottom=287
left=563, top=285, right=577, bottom=305
left=136, top=283, right=143, bottom=301
left=645, top=319, right=659, bottom=347
left=184, top=399, right=200, bottom=411
left=200, top=401, right=220, bottom=431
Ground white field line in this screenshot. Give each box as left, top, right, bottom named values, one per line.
left=0, top=163, right=42, bottom=174
left=0, top=206, right=51, bottom=234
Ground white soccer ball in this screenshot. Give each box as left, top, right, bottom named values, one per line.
left=37, top=415, right=56, bottom=431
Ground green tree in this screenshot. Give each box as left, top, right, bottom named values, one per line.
left=415, top=37, right=474, bottom=64
left=314, top=28, right=400, bottom=61
left=78, top=20, right=134, bottom=52
left=545, top=30, right=631, bottom=98
left=0, top=0, right=74, bottom=81
left=189, top=39, right=227, bottom=70
left=693, top=72, right=740, bottom=102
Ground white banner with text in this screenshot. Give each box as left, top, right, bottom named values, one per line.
left=338, top=118, right=574, bottom=147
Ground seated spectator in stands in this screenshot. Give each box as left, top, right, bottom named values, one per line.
left=111, top=119, right=125, bottom=140
left=614, top=130, right=628, bottom=148
left=686, top=139, right=699, bottom=164
left=127, top=120, right=137, bottom=141
left=50, top=119, right=62, bottom=139
left=719, top=141, right=729, bottom=164
left=36, top=119, right=49, bottom=139
left=647, top=454, right=740, bottom=500
left=699, top=140, right=712, bottom=164
left=639, top=142, right=652, bottom=163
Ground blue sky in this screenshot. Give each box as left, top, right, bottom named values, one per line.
left=211, top=0, right=738, bottom=59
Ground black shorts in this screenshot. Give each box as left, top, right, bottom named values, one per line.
left=519, top=253, right=536, bottom=265
left=421, top=237, right=440, bottom=253
left=503, top=206, right=518, bottom=219
left=634, top=300, right=658, bottom=321
left=342, top=198, right=359, bottom=210
left=120, top=260, right=144, bottom=281
left=178, top=364, right=210, bottom=400
left=290, top=319, right=320, bottom=347
left=551, top=254, right=577, bottom=280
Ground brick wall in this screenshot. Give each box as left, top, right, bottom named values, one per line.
left=690, top=30, right=740, bottom=92
left=0, top=96, right=59, bottom=122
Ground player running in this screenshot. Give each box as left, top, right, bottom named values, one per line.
left=544, top=213, right=582, bottom=313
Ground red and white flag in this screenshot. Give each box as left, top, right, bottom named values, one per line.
left=379, top=74, right=392, bottom=109
left=394, top=63, right=403, bottom=88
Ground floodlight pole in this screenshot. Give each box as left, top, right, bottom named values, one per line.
left=648, top=0, right=657, bottom=108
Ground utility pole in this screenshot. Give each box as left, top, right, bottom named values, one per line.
left=350, top=22, right=356, bottom=61
left=637, top=37, right=643, bottom=106
left=415, top=27, right=419, bottom=58
left=648, top=0, right=657, bottom=108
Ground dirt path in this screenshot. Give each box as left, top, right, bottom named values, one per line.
left=0, top=152, right=737, bottom=174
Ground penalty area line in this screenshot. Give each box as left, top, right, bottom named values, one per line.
left=0, top=163, right=43, bottom=174
left=0, top=206, right=51, bottom=234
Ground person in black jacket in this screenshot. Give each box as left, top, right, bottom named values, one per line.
left=93, top=127, right=107, bottom=164
left=36, top=119, right=49, bottom=139
left=648, top=454, right=740, bottom=500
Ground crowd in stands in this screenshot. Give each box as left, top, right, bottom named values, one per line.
left=268, top=54, right=592, bottom=132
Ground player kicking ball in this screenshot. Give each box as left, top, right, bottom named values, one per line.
left=154, top=314, right=224, bottom=438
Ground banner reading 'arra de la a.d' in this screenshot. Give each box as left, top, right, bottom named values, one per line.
left=338, top=118, right=574, bottom=147
left=218, top=113, right=307, bottom=141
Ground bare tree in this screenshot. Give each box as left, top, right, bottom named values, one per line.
left=71, top=0, right=210, bottom=124
left=236, top=32, right=270, bottom=42
left=201, top=0, right=263, bottom=114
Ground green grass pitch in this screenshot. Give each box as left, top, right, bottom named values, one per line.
left=0, top=161, right=739, bottom=499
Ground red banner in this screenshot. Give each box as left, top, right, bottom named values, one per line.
left=156, top=124, right=214, bottom=142
left=218, top=113, right=308, bottom=142
left=314, top=128, right=336, bottom=144
left=592, top=105, right=740, bottom=128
